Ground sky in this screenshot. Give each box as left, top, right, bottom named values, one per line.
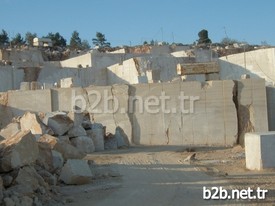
left=0, top=0, right=275, bottom=46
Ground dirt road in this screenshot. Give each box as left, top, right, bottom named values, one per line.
left=62, top=146, right=260, bottom=206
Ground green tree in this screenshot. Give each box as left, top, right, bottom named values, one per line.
left=70, top=30, right=82, bottom=50
left=81, top=39, right=91, bottom=50
left=11, top=33, right=25, bottom=47
left=197, top=29, right=212, bottom=44
left=0, top=29, right=9, bottom=47
left=44, top=32, right=66, bottom=47
left=92, top=32, right=110, bottom=48
left=25, top=32, right=37, bottom=46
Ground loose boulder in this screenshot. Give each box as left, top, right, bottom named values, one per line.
left=67, top=112, right=84, bottom=127
left=0, top=122, right=20, bottom=140
left=67, top=126, right=87, bottom=138
left=71, top=136, right=95, bottom=154
left=51, top=150, right=64, bottom=171
left=115, top=126, right=130, bottom=148
left=104, top=133, right=118, bottom=150
left=59, top=159, right=93, bottom=185
left=43, top=113, right=73, bottom=136
left=0, top=131, right=39, bottom=172
left=87, top=123, right=105, bottom=151
left=20, top=112, right=53, bottom=139
left=39, top=134, right=85, bottom=160
left=36, top=142, right=54, bottom=172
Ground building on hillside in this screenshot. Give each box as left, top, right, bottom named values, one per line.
left=33, top=38, right=53, bottom=47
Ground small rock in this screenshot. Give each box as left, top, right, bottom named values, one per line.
left=37, top=170, right=57, bottom=186
left=20, top=196, right=33, bottom=206
left=2, top=175, right=13, bottom=187
left=3, top=197, right=15, bottom=206
left=10, top=195, right=20, bottom=206
left=183, top=153, right=196, bottom=162
left=0, top=176, right=3, bottom=204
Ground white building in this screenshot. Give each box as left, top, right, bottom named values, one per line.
left=33, top=38, right=53, bottom=47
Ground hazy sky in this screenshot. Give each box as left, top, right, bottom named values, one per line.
left=1, top=0, right=274, bottom=46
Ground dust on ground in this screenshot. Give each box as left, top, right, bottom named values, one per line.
left=59, top=146, right=275, bottom=205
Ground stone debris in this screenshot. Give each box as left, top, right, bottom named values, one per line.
left=0, top=110, right=129, bottom=205
left=59, top=159, right=93, bottom=185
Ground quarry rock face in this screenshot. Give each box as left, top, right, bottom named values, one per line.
left=0, top=131, right=39, bottom=172
left=59, top=159, right=93, bottom=185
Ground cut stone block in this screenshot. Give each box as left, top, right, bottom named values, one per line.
left=59, top=159, right=93, bottom=185
left=245, top=132, right=275, bottom=170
